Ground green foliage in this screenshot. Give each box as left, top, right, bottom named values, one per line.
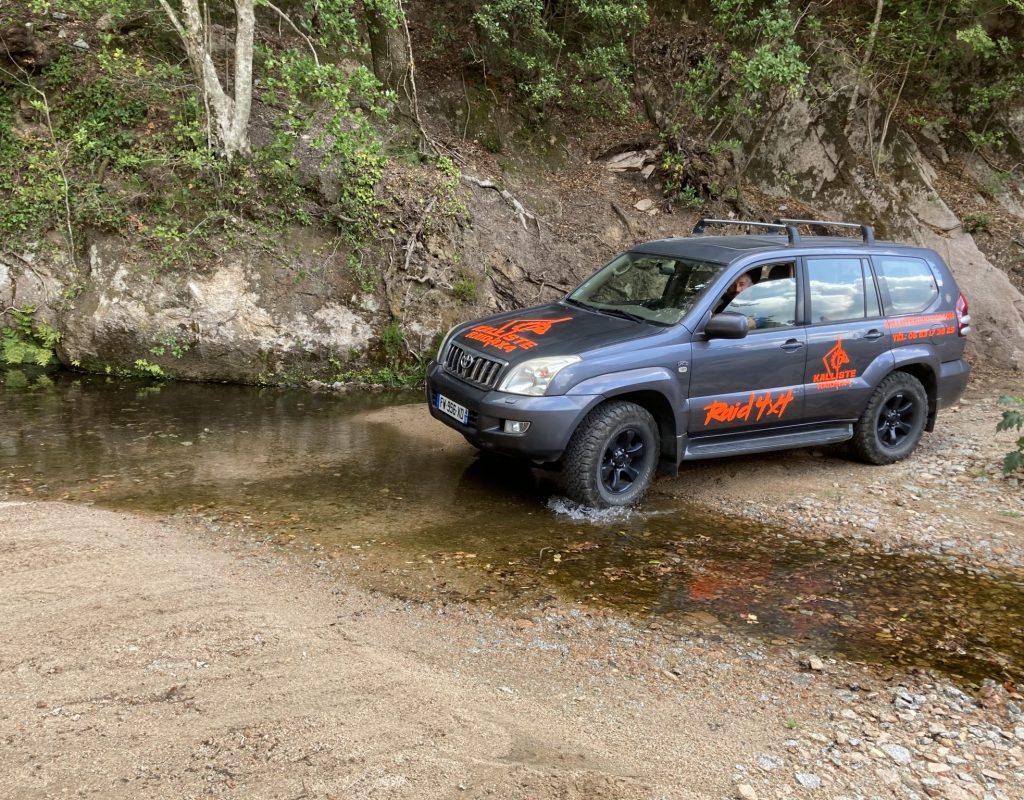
left=132, top=359, right=166, bottom=378
left=27, top=0, right=141, bottom=18
left=963, top=213, right=991, bottom=234
left=347, top=253, right=377, bottom=292
left=681, top=0, right=808, bottom=128
left=149, top=333, right=190, bottom=359
left=1, top=307, right=61, bottom=367
left=435, top=156, right=467, bottom=217
left=329, top=361, right=426, bottom=387
left=996, top=396, right=1024, bottom=476
left=3, top=2, right=389, bottom=270
left=472, top=0, right=648, bottom=114
left=260, top=48, right=390, bottom=230
left=0, top=95, right=67, bottom=240
left=381, top=318, right=403, bottom=362
left=453, top=275, right=478, bottom=302
left=713, top=0, right=808, bottom=99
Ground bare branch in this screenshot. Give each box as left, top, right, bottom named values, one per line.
left=460, top=175, right=540, bottom=231
left=259, top=0, right=320, bottom=68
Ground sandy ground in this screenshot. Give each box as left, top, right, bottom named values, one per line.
left=0, top=501, right=804, bottom=800
left=2, top=375, right=1023, bottom=800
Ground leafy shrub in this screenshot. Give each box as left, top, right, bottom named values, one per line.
left=453, top=275, right=478, bottom=302
left=964, top=213, right=991, bottom=234
left=996, top=396, right=1024, bottom=475
left=472, top=0, right=648, bottom=114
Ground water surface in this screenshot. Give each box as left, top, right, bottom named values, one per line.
left=3, top=369, right=1022, bottom=686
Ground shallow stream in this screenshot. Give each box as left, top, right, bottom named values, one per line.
left=2, top=369, right=1022, bottom=686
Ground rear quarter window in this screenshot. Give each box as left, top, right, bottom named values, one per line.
left=873, top=256, right=939, bottom=315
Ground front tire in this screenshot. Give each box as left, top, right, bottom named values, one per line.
left=562, top=401, right=659, bottom=508
left=850, top=372, right=928, bottom=465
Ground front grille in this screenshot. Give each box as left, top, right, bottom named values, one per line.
left=443, top=343, right=505, bottom=390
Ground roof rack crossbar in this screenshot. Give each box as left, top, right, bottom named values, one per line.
left=692, top=218, right=800, bottom=245
left=773, top=218, right=875, bottom=246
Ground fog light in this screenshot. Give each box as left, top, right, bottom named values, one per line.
left=503, top=420, right=531, bottom=434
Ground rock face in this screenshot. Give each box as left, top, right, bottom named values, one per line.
left=749, top=96, right=1024, bottom=371
left=1, top=232, right=379, bottom=383
left=63, top=245, right=376, bottom=382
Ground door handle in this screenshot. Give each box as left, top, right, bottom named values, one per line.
left=780, top=339, right=804, bottom=352
left=864, top=329, right=885, bottom=341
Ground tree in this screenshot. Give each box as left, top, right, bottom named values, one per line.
left=365, top=0, right=412, bottom=110
left=157, top=0, right=255, bottom=160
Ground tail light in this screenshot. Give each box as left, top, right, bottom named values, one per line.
left=956, top=292, right=970, bottom=336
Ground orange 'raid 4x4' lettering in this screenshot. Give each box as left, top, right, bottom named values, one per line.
left=703, top=389, right=795, bottom=426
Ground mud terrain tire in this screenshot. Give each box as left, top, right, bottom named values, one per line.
left=562, top=401, right=659, bottom=508
left=850, top=372, right=928, bottom=465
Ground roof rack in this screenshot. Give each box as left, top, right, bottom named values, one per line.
left=692, top=218, right=801, bottom=245
left=773, top=218, right=875, bottom=246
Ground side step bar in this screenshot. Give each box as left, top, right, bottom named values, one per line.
left=683, top=425, right=853, bottom=461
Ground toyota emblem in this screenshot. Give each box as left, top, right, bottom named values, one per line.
left=458, top=353, right=474, bottom=371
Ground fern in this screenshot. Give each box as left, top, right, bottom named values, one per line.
left=0, top=306, right=60, bottom=367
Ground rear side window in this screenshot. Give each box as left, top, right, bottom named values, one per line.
left=873, top=256, right=939, bottom=315
left=807, top=257, right=878, bottom=323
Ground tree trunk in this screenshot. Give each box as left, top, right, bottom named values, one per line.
left=365, top=0, right=414, bottom=117
left=157, top=0, right=255, bottom=161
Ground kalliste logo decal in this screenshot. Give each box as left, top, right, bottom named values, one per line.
left=813, top=336, right=857, bottom=390
left=464, top=317, right=572, bottom=353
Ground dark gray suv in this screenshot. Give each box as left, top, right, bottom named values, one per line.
left=426, top=219, right=971, bottom=507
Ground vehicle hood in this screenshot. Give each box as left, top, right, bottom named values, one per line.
left=452, top=302, right=658, bottom=364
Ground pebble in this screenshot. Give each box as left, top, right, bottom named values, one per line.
left=735, top=784, right=757, bottom=800
left=881, top=743, right=913, bottom=765
left=73, top=39, right=89, bottom=50
left=794, top=772, right=821, bottom=789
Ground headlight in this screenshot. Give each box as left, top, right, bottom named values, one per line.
left=498, top=356, right=581, bottom=396
left=436, top=325, right=459, bottom=361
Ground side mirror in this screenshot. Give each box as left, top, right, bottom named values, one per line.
left=704, top=313, right=749, bottom=339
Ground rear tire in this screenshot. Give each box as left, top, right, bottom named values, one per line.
left=562, top=401, right=659, bottom=508
left=850, top=372, right=928, bottom=465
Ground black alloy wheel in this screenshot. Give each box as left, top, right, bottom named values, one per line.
left=876, top=390, right=918, bottom=447
left=851, top=372, right=928, bottom=464
left=600, top=428, right=647, bottom=495
left=563, top=400, right=659, bottom=508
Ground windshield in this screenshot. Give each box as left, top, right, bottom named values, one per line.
left=567, top=252, right=725, bottom=325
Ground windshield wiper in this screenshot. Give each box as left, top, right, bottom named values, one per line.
left=594, top=307, right=645, bottom=323
left=563, top=297, right=593, bottom=311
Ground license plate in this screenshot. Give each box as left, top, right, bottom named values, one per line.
left=436, top=393, right=469, bottom=425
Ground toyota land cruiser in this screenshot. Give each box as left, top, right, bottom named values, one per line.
left=426, top=219, right=971, bottom=508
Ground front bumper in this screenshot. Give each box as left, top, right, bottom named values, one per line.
left=426, top=361, right=597, bottom=461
